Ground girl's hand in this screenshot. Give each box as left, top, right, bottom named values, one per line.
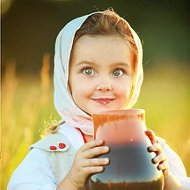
left=57, top=139, right=109, bottom=190
left=145, top=129, right=168, bottom=175
left=145, top=130, right=188, bottom=190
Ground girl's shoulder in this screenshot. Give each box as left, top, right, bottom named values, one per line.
left=30, top=133, right=70, bottom=152
left=30, top=132, right=76, bottom=183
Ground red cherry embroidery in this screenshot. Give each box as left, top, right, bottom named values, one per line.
left=49, top=145, right=57, bottom=150
left=59, top=143, right=66, bottom=149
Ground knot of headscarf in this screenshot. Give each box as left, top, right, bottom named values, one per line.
left=54, top=12, right=143, bottom=135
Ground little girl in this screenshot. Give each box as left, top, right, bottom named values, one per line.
left=7, top=9, right=190, bottom=190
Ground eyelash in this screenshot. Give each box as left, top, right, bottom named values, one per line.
left=81, top=67, right=96, bottom=76
left=80, top=67, right=128, bottom=77
left=112, top=68, right=126, bottom=77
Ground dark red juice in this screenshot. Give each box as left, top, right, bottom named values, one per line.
left=87, top=143, right=164, bottom=190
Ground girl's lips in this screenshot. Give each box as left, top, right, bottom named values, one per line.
left=92, top=98, right=115, bottom=105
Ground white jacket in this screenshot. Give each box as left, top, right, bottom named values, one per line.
left=7, top=123, right=190, bottom=190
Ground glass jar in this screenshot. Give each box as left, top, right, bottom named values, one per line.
left=86, top=109, right=164, bottom=190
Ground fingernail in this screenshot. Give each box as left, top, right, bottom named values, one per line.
left=104, top=158, right=109, bottom=163
left=104, top=146, right=109, bottom=151
left=151, top=158, right=157, bottom=164
left=148, top=146, right=154, bottom=152
left=154, top=158, right=158, bottom=163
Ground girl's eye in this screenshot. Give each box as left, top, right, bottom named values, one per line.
left=113, top=68, right=125, bottom=77
left=82, top=68, right=95, bottom=76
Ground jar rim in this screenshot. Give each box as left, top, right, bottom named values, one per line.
left=93, top=109, right=145, bottom=116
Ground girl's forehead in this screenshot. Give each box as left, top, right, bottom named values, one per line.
left=72, top=34, right=131, bottom=51
left=69, top=34, right=133, bottom=69
left=71, top=34, right=133, bottom=59
left=73, top=34, right=128, bottom=45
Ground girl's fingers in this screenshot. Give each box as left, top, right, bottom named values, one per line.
left=152, top=152, right=167, bottom=164
left=145, top=130, right=169, bottom=173
left=157, top=160, right=168, bottom=171
left=83, top=146, right=109, bottom=158
left=148, top=143, right=162, bottom=154
left=145, top=129, right=157, bottom=144
left=80, top=139, right=104, bottom=152
left=85, top=158, right=109, bottom=167
left=83, top=166, right=104, bottom=174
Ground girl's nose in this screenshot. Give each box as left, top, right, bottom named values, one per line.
left=96, top=82, right=112, bottom=92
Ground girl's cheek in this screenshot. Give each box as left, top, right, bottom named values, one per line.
left=114, top=82, right=132, bottom=94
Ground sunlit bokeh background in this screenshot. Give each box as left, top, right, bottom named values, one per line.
left=1, top=0, right=190, bottom=189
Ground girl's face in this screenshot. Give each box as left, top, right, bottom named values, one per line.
left=69, top=35, right=133, bottom=115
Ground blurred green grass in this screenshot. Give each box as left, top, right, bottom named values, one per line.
left=1, top=60, right=190, bottom=189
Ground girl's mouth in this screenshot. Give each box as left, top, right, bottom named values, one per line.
left=92, top=98, right=115, bottom=105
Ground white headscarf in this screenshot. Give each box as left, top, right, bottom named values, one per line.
left=54, top=11, right=143, bottom=135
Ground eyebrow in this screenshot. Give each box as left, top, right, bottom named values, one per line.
left=111, top=62, right=131, bottom=68
left=74, top=61, right=99, bottom=67
left=74, top=61, right=131, bottom=68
